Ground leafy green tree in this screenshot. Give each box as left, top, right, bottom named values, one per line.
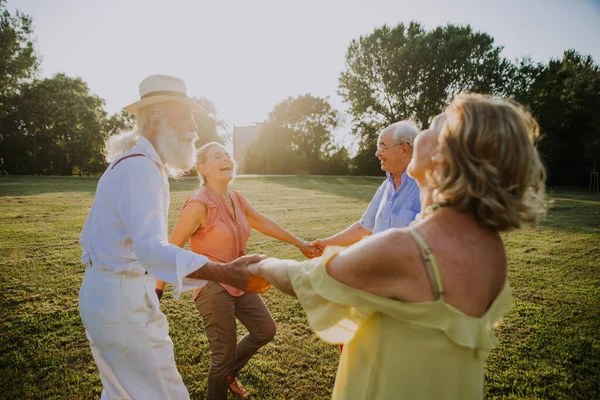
left=193, top=97, right=227, bottom=146
left=339, top=22, right=513, bottom=174
left=12, top=74, right=108, bottom=175
left=0, top=0, right=38, bottom=101
left=104, top=110, right=135, bottom=137
left=243, top=94, right=339, bottom=174
left=0, top=1, right=39, bottom=172
left=324, top=146, right=350, bottom=175
left=514, top=50, right=600, bottom=185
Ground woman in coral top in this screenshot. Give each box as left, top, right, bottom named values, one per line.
left=156, top=142, right=317, bottom=400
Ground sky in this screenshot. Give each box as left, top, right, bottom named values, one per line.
left=8, top=0, right=600, bottom=147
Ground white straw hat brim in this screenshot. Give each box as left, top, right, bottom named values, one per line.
left=123, top=95, right=204, bottom=115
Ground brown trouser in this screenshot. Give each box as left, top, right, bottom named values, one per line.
left=195, top=281, right=276, bottom=400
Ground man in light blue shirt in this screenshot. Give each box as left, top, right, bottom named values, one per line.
left=311, top=121, right=421, bottom=249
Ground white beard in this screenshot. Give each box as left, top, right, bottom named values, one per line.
left=155, top=122, right=197, bottom=178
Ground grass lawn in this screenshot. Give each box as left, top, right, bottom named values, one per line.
left=0, top=175, right=599, bottom=399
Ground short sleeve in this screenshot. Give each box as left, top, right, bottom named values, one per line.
left=359, top=181, right=386, bottom=232
left=288, top=247, right=376, bottom=344
left=181, top=191, right=217, bottom=232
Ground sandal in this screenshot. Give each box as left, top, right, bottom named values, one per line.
left=228, top=376, right=249, bottom=398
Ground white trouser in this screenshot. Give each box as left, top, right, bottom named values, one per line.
left=79, top=266, right=189, bottom=400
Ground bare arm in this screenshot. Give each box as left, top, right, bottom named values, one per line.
left=156, top=201, right=270, bottom=294
left=312, top=221, right=372, bottom=249
left=326, top=230, right=412, bottom=298
left=245, top=203, right=319, bottom=258
left=252, top=229, right=423, bottom=301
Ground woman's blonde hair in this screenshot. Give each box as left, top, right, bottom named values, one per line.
left=195, top=142, right=236, bottom=186
left=431, top=93, right=546, bottom=231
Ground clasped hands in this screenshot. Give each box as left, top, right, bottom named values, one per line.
left=160, top=237, right=331, bottom=300
left=216, top=237, right=330, bottom=295
left=296, top=237, right=326, bottom=259
left=246, top=237, right=330, bottom=296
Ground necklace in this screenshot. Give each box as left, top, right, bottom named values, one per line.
left=216, top=192, right=233, bottom=208
left=410, top=201, right=450, bottom=226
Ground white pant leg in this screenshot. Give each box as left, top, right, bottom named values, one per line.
left=79, top=268, right=189, bottom=400
left=86, top=330, right=130, bottom=399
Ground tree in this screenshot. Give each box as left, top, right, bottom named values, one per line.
left=324, top=146, right=350, bottom=175
left=0, top=0, right=39, bottom=170
left=243, top=94, right=340, bottom=174
left=192, top=97, right=227, bottom=146
left=514, top=50, right=600, bottom=185
left=338, top=22, right=514, bottom=174
left=0, top=0, right=38, bottom=101
left=9, top=74, right=108, bottom=175
left=105, top=110, right=135, bottom=137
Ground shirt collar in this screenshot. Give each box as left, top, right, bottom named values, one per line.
left=386, top=171, right=393, bottom=183
left=386, top=171, right=411, bottom=189
left=135, top=136, right=166, bottom=170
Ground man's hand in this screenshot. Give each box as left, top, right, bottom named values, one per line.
left=189, top=254, right=270, bottom=293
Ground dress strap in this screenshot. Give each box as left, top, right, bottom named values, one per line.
left=408, top=229, right=445, bottom=301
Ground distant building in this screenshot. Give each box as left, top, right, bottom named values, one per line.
left=233, top=123, right=262, bottom=168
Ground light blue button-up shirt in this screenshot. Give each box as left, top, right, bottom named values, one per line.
left=359, top=172, right=421, bottom=234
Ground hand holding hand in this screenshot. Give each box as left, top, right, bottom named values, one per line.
left=304, top=242, right=323, bottom=258
left=308, top=238, right=328, bottom=253
left=296, top=238, right=322, bottom=259
left=202, top=254, right=270, bottom=293
left=248, top=258, right=298, bottom=296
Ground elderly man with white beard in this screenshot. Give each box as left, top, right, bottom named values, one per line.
left=78, top=75, right=267, bottom=400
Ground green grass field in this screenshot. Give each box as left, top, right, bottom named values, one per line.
left=1, top=176, right=599, bottom=399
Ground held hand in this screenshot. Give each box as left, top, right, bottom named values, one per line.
left=248, top=258, right=297, bottom=296
left=297, top=238, right=323, bottom=259
left=308, top=238, right=327, bottom=252
left=230, top=254, right=272, bottom=294
left=302, top=243, right=322, bottom=259
left=204, top=254, right=269, bottom=293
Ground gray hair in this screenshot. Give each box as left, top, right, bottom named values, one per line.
left=388, top=120, right=419, bottom=147
left=103, top=106, right=163, bottom=162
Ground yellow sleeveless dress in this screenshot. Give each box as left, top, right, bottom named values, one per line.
left=288, top=230, right=513, bottom=400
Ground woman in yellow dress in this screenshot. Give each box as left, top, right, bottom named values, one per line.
left=250, top=93, right=547, bottom=399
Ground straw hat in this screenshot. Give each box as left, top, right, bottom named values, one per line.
left=124, top=74, right=203, bottom=114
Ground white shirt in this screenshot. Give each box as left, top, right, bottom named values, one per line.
left=80, top=137, right=208, bottom=297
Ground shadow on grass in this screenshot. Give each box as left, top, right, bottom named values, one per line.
left=542, top=188, right=600, bottom=235
left=247, top=175, right=385, bottom=203
left=0, top=176, right=99, bottom=197
left=3, top=175, right=599, bottom=239
left=0, top=175, right=384, bottom=203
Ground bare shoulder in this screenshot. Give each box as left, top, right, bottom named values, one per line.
left=327, top=228, right=422, bottom=297
left=179, top=200, right=208, bottom=225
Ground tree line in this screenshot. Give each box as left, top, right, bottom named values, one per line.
left=1, top=2, right=598, bottom=184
